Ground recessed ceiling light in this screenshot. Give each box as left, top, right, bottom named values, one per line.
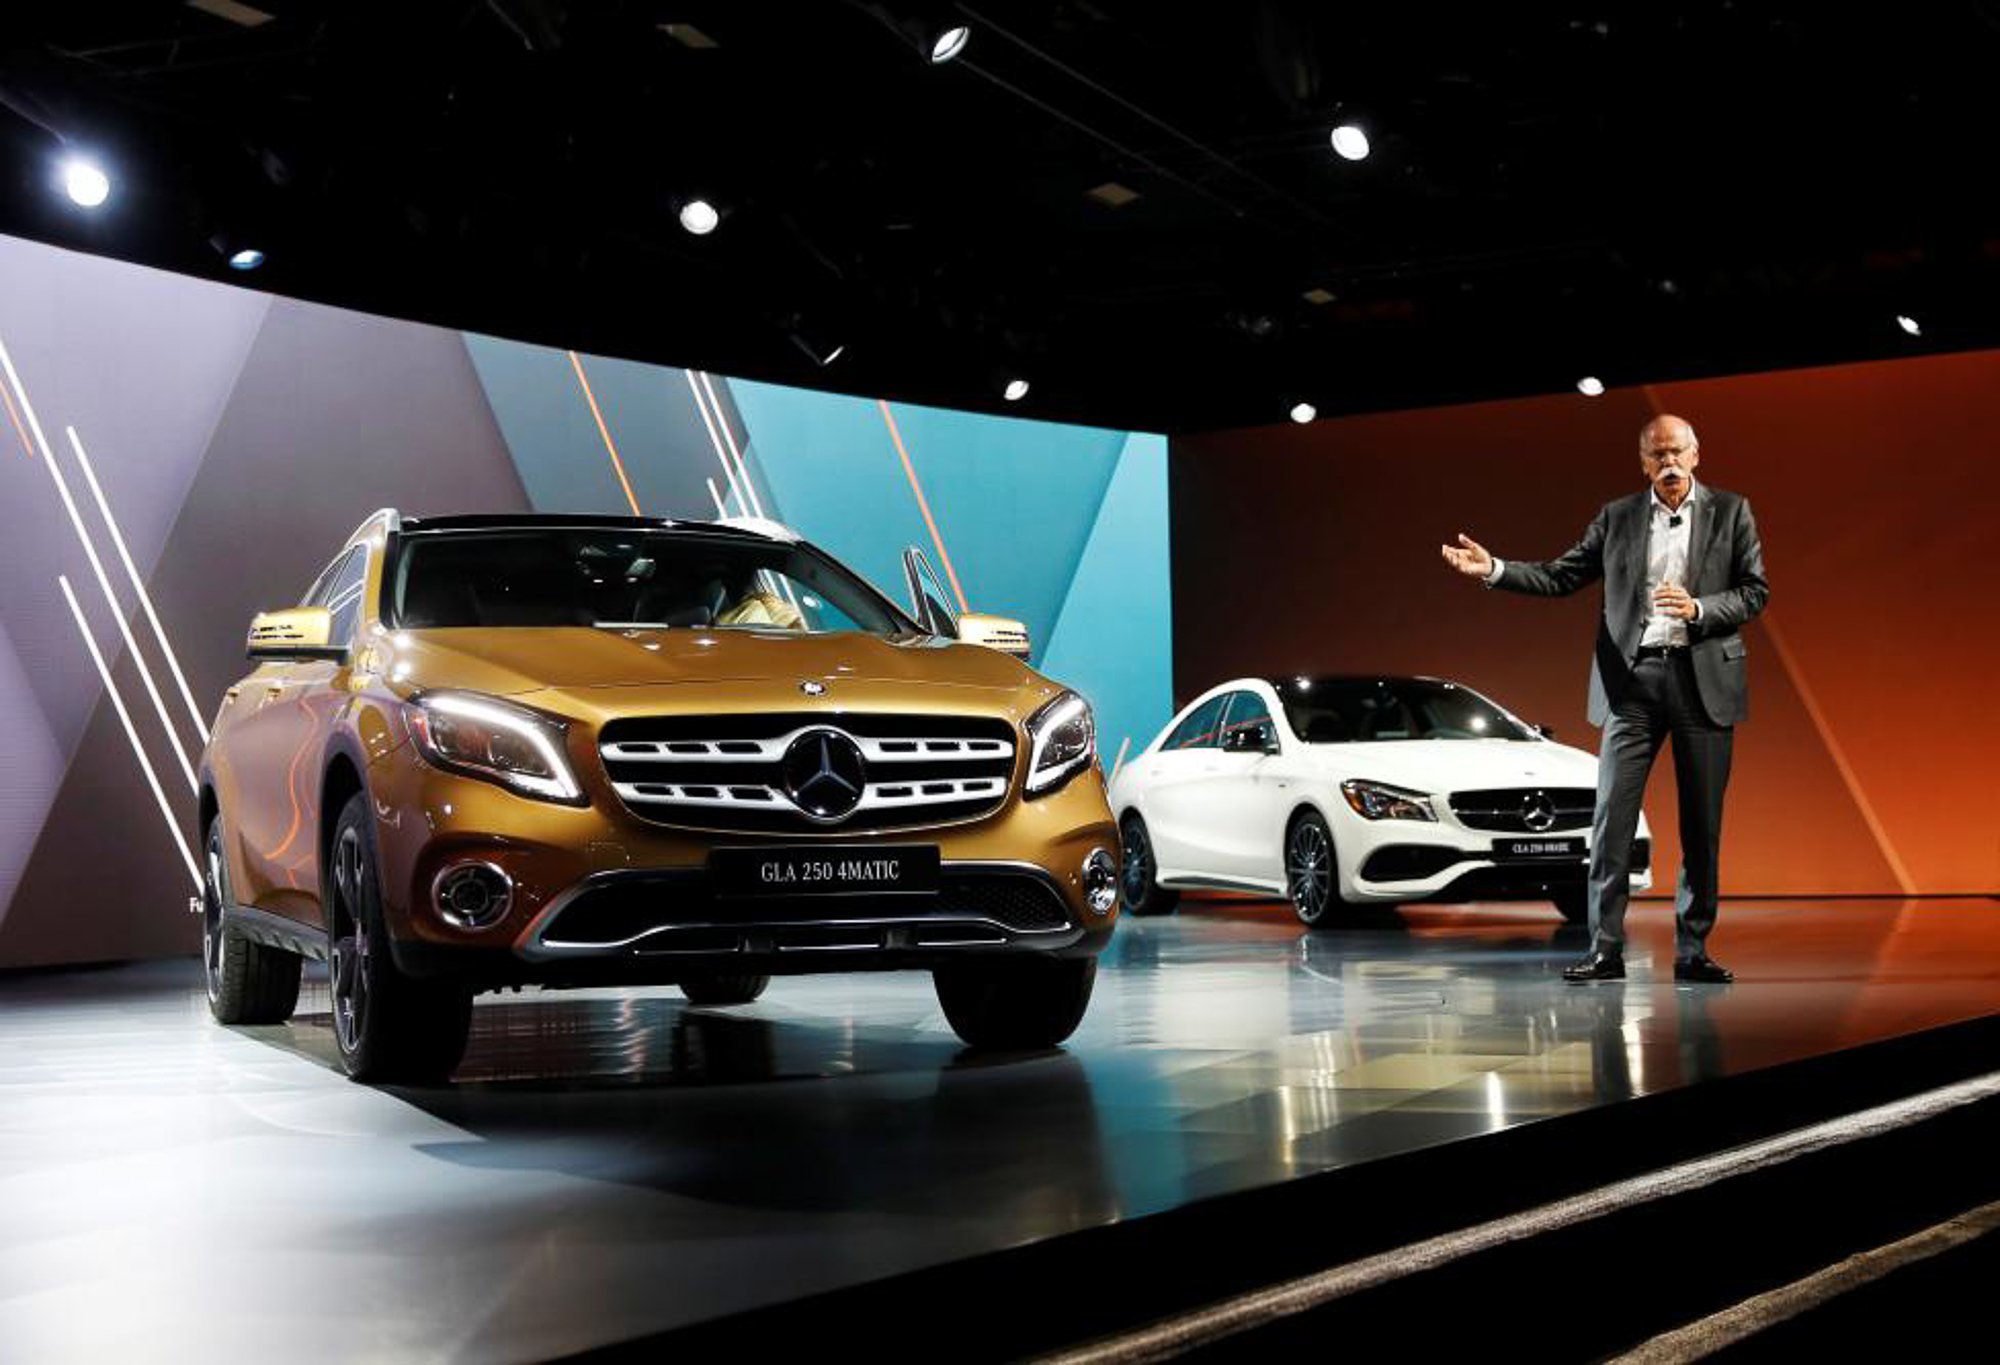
left=679, top=199, right=720, bottom=235
left=1577, top=376, right=1606, bottom=396
left=1086, top=181, right=1140, bottom=208
left=61, top=158, right=112, bottom=208
left=1329, top=124, right=1370, bottom=161
left=1301, top=287, right=1338, bottom=305
left=227, top=247, right=265, bottom=270
left=1290, top=402, right=1317, bottom=424
left=930, top=25, right=970, bottom=63
left=1895, top=314, right=1921, bottom=336
left=1003, top=378, right=1030, bottom=402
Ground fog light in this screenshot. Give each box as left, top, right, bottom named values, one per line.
left=433, top=861, right=513, bottom=930
left=1083, top=847, right=1118, bottom=916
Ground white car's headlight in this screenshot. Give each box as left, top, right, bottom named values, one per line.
left=1340, top=778, right=1436, bottom=822
left=1024, top=691, right=1096, bottom=797
left=407, top=691, right=586, bottom=805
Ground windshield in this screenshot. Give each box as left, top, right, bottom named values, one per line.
left=389, top=529, right=912, bottom=634
left=1274, top=677, right=1537, bottom=744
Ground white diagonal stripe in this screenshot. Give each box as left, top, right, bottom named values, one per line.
left=67, top=425, right=210, bottom=741
left=685, top=369, right=749, bottom=514
left=0, top=336, right=198, bottom=791
left=58, top=576, right=201, bottom=889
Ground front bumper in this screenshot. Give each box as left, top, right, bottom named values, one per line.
left=366, top=743, right=1119, bottom=985
left=1343, top=834, right=1653, bottom=904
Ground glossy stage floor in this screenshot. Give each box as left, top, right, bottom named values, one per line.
left=3, top=896, right=1997, bottom=1361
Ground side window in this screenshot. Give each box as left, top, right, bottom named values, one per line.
left=1163, top=696, right=1227, bottom=751
left=1219, top=691, right=1275, bottom=748
left=322, top=548, right=369, bottom=648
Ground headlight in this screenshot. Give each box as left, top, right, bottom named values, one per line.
left=407, top=691, right=585, bottom=804
left=1024, top=691, right=1096, bottom=797
left=1340, top=778, right=1436, bottom=822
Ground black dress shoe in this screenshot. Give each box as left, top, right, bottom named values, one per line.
left=1563, top=950, right=1625, bottom=982
left=1674, top=954, right=1734, bottom=983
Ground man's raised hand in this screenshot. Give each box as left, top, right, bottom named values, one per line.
left=1441, top=533, right=1493, bottom=579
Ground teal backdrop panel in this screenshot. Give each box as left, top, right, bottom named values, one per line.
left=1037, top=432, right=1173, bottom=774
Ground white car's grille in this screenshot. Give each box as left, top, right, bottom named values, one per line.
left=1448, top=787, right=1596, bottom=832
left=598, top=712, right=1017, bottom=833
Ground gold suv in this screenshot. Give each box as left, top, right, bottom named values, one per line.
left=198, top=510, right=1119, bottom=1081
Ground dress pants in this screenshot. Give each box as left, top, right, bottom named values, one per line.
left=1585, top=650, right=1734, bottom=956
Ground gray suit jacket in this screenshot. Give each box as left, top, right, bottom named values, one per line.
left=1495, top=485, right=1770, bottom=727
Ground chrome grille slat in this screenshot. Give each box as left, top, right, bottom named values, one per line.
left=599, top=714, right=1017, bottom=833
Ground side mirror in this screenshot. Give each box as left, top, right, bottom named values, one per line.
left=957, top=612, right=1032, bottom=659
left=1535, top=723, right=1556, bottom=740
left=247, top=607, right=347, bottom=662
left=1224, top=720, right=1279, bottom=755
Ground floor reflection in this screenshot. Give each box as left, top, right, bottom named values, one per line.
left=1, top=897, right=1995, bottom=1360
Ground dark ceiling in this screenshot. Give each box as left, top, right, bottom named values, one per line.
left=3, top=2, right=1998, bottom=433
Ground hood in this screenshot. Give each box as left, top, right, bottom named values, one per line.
left=388, top=625, right=1045, bottom=698
left=1297, top=736, right=1601, bottom=794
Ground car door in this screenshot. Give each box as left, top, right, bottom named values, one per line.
left=232, top=546, right=365, bottom=922
left=1202, top=690, right=1296, bottom=885
left=1132, top=694, right=1228, bottom=877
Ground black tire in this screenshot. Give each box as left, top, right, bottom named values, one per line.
left=202, top=815, right=302, bottom=1025
left=327, top=792, right=473, bottom=1084
left=1554, top=887, right=1591, bottom=925
left=1119, top=813, right=1179, bottom=917
left=934, top=956, right=1097, bottom=1050
left=680, top=974, right=771, bottom=1006
left=1286, top=809, right=1343, bottom=927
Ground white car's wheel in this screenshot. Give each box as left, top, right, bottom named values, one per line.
left=1119, top=813, right=1179, bottom=917
left=1286, top=810, right=1341, bottom=926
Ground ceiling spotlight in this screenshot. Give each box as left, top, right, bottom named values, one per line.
left=929, top=24, right=970, bottom=63
left=1577, top=376, right=1606, bottom=396
left=1289, top=402, right=1317, bottom=424
left=61, top=157, right=111, bottom=208
left=678, top=198, right=720, bottom=235
left=787, top=319, right=845, bottom=367
left=1003, top=378, right=1030, bottom=402
left=1895, top=314, right=1921, bottom=337
left=1329, top=124, right=1370, bottom=162
left=227, top=247, right=266, bottom=271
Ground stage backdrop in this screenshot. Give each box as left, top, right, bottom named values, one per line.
left=1172, top=355, right=2000, bottom=897
left=0, top=233, right=1170, bottom=969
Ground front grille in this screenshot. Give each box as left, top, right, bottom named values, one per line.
left=537, top=867, right=1072, bottom=950
left=599, top=712, right=1017, bottom=833
left=1448, top=787, right=1596, bottom=832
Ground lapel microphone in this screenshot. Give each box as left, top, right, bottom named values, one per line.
left=1668, top=514, right=1683, bottom=528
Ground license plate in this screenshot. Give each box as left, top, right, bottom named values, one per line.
left=1494, top=837, right=1585, bottom=860
left=709, top=845, right=940, bottom=897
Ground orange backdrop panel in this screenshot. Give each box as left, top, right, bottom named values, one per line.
left=1171, top=349, right=2000, bottom=896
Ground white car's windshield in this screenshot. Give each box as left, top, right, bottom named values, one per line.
left=1275, top=677, right=1536, bottom=743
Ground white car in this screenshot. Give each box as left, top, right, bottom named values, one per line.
left=1109, top=675, right=1652, bottom=926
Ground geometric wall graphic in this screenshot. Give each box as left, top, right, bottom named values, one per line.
left=1173, top=352, right=2000, bottom=897
left=0, top=232, right=1171, bottom=968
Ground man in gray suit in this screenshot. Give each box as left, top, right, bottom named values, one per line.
left=1441, top=414, right=1770, bottom=982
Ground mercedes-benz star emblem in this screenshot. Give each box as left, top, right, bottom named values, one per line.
left=1520, top=791, right=1558, bottom=833
left=800, top=680, right=827, bottom=696
left=782, top=730, right=866, bottom=821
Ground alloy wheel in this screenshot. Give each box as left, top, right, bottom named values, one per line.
left=1287, top=818, right=1334, bottom=921
left=202, top=827, right=227, bottom=1002
left=329, top=825, right=370, bottom=1056
left=1122, top=819, right=1154, bottom=903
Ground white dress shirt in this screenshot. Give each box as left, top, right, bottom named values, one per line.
left=1639, top=481, right=1700, bottom=647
